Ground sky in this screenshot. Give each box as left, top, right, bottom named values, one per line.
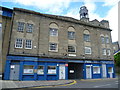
left=1, top=0, right=119, bottom=42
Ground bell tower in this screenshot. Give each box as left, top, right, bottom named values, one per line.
left=79, top=6, right=89, bottom=22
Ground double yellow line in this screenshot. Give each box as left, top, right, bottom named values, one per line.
left=33, top=80, right=77, bottom=88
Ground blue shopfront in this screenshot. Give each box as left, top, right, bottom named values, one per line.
left=4, top=55, right=115, bottom=80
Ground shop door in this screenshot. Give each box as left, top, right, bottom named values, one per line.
left=102, top=64, right=107, bottom=78
left=10, top=65, right=20, bottom=80
left=59, top=65, right=65, bottom=79
left=86, top=66, right=92, bottom=79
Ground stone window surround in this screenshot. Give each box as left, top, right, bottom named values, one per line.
left=84, top=46, right=91, bottom=54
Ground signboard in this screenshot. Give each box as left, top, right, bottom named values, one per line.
left=85, top=61, right=92, bottom=63
left=24, top=69, right=33, bottom=74
left=11, top=65, right=15, bottom=68
left=37, top=69, right=44, bottom=74
left=69, top=70, right=74, bottom=73
left=68, top=54, right=76, bottom=57
left=48, top=69, right=56, bottom=74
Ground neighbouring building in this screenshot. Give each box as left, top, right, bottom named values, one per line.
left=0, top=7, right=13, bottom=77
left=112, top=41, right=120, bottom=54
left=2, top=6, right=115, bottom=81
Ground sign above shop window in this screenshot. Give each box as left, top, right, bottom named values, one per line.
left=68, top=54, right=76, bottom=57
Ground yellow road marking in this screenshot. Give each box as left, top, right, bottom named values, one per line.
left=33, top=80, right=77, bottom=88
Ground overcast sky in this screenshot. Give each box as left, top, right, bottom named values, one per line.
left=1, top=0, right=119, bottom=42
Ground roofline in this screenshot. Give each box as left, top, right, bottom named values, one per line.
left=13, top=7, right=112, bottom=31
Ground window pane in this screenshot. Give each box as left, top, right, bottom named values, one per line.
left=18, top=22, right=24, bottom=32
left=49, top=28, right=58, bottom=36
left=101, top=36, right=105, bottom=44
left=85, top=47, right=91, bottom=54
left=93, top=66, right=100, bottom=74
left=47, top=66, right=56, bottom=74
left=26, top=23, right=33, bottom=33
left=15, top=38, right=23, bottom=48
left=49, top=43, right=57, bottom=51
left=37, top=66, right=44, bottom=74
left=102, top=48, right=106, bottom=55
left=106, top=37, right=109, bottom=43
left=23, top=65, right=34, bottom=74
left=108, top=67, right=113, bottom=73
left=68, top=31, right=75, bottom=40
left=107, top=49, right=111, bottom=56
left=68, top=46, right=76, bottom=52
left=84, top=34, right=90, bottom=42
left=25, top=40, right=32, bottom=49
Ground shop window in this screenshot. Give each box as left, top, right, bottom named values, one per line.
left=17, top=22, right=25, bottom=32
left=108, top=67, right=113, bottom=73
left=84, top=34, right=90, bottom=42
left=102, top=48, right=106, bottom=55
left=93, top=66, right=100, bottom=74
left=25, top=39, right=32, bottom=49
left=68, top=31, right=75, bottom=40
left=23, top=65, right=34, bottom=74
left=68, top=45, right=76, bottom=53
left=85, top=47, right=91, bottom=54
left=37, top=66, right=44, bottom=74
left=47, top=66, right=56, bottom=74
left=49, top=28, right=58, bottom=36
left=49, top=43, right=58, bottom=51
left=26, top=23, right=33, bottom=33
left=15, top=38, right=23, bottom=48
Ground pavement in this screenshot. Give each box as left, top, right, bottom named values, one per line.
left=1, top=80, right=75, bottom=89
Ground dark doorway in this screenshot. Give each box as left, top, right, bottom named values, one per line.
left=68, top=63, right=83, bottom=79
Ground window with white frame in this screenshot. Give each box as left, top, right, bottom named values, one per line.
left=26, top=23, right=33, bottom=33
left=84, top=34, right=90, bottom=42
left=68, top=45, right=76, bottom=53
left=85, top=47, right=91, bottom=54
left=47, top=66, right=56, bottom=74
left=37, top=66, right=44, bottom=74
left=23, top=65, right=34, bottom=74
left=68, top=31, right=75, bottom=40
left=107, top=49, right=111, bottom=56
left=101, top=36, right=105, bottom=44
left=25, top=40, right=32, bottom=49
left=15, top=38, right=23, bottom=48
left=102, top=48, right=106, bottom=55
left=49, top=28, right=58, bottom=36
left=106, top=37, right=109, bottom=44
left=49, top=43, right=57, bottom=51
left=93, top=66, right=100, bottom=74
left=17, top=22, right=25, bottom=32
left=108, top=67, right=113, bottom=73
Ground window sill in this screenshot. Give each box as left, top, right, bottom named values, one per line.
left=25, top=48, right=32, bottom=49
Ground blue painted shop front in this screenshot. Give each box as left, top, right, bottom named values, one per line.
left=4, top=55, right=115, bottom=80
left=4, top=56, right=68, bottom=81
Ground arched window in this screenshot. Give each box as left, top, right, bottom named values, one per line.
left=68, top=27, right=75, bottom=40
left=49, top=23, right=58, bottom=36
left=83, top=30, right=90, bottom=42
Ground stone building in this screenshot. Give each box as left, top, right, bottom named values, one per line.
left=0, top=7, right=13, bottom=77
left=112, top=41, right=120, bottom=54
left=3, top=6, right=115, bottom=80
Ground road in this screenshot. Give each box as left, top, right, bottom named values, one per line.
left=5, top=78, right=119, bottom=90
left=44, top=78, right=119, bottom=88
